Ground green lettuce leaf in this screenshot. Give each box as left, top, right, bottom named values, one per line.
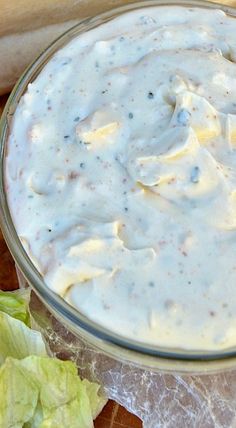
left=0, top=289, right=30, bottom=326
left=0, top=356, right=107, bottom=428
left=0, top=289, right=107, bottom=427
left=82, top=379, right=107, bottom=419
left=24, top=402, right=43, bottom=428
left=0, top=358, right=39, bottom=428
left=0, top=311, right=47, bottom=365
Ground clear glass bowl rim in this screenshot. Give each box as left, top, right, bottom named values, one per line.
left=1, top=0, right=236, bottom=373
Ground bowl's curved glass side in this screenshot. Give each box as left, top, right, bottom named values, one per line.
left=1, top=0, right=236, bottom=371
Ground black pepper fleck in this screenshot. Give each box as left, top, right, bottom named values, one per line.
left=148, top=92, right=154, bottom=99
left=128, top=112, right=134, bottom=119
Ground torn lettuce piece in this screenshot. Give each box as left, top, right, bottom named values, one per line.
left=24, top=402, right=43, bottom=428
left=82, top=378, right=108, bottom=419
left=0, top=289, right=107, bottom=426
left=0, top=311, right=47, bottom=365
left=0, top=358, right=39, bottom=428
left=0, top=288, right=30, bottom=326
left=0, top=356, right=107, bottom=428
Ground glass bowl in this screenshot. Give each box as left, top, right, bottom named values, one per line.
left=1, top=0, right=236, bottom=375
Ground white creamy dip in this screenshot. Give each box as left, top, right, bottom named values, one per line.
left=6, top=6, right=236, bottom=350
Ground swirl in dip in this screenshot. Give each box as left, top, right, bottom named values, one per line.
left=5, top=6, right=236, bottom=350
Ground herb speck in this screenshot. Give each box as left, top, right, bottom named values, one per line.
left=177, top=109, right=191, bottom=126
left=190, top=166, right=200, bottom=183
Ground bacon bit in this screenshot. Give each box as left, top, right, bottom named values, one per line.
left=68, top=171, right=79, bottom=180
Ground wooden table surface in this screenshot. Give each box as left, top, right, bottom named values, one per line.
left=0, top=95, right=142, bottom=428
